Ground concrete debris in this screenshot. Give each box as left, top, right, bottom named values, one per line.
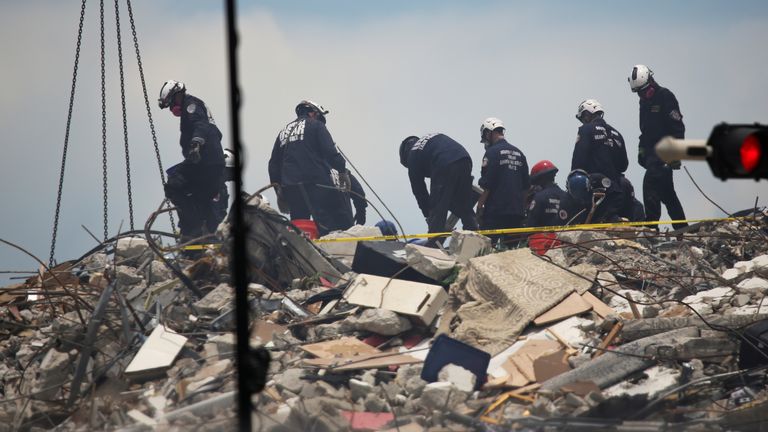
left=1, top=200, right=766, bottom=430
left=449, top=229, right=493, bottom=264
left=318, top=225, right=382, bottom=267
left=405, top=243, right=456, bottom=281
left=193, top=282, right=234, bottom=314
left=345, top=308, right=413, bottom=336
left=437, top=364, right=477, bottom=392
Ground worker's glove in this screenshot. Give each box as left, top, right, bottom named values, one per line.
left=637, top=147, right=647, bottom=168
left=338, top=171, right=352, bottom=192
left=187, top=137, right=205, bottom=164
left=354, top=210, right=366, bottom=226
left=667, top=160, right=682, bottom=170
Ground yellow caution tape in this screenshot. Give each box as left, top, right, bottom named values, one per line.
left=312, top=216, right=747, bottom=243
left=178, top=243, right=221, bottom=251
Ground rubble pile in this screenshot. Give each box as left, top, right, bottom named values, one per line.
left=1, top=201, right=768, bottom=431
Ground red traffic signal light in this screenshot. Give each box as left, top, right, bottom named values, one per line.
left=706, top=123, right=768, bottom=180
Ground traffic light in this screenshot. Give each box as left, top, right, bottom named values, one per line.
left=706, top=123, right=768, bottom=180
left=655, top=123, right=768, bottom=181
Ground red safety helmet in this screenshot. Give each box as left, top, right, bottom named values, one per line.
left=530, top=160, right=558, bottom=182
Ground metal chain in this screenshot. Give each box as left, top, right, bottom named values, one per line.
left=49, top=0, right=88, bottom=268
left=100, top=0, right=109, bottom=241
left=126, top=0, right=176, bottom=233
left=114, top=0, right=134, bottom=230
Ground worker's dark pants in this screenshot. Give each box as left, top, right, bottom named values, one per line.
left=481, top=214, right=525, bottom=246
left=164, top=162, right=224, bottom=241
left=643, top=165, right=688, bottom=230
left=282, top=183, right=353, bottom=236
left=427, top=158, right=479, bottom=234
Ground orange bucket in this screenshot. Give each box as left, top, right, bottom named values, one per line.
left=292, top=219, right=319, bottom=240
left=529, top=232, right=561, bottom=255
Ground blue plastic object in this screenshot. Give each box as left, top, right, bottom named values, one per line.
left=421, top=334, right=491, bottom=390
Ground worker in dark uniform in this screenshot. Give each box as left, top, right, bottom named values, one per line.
left=628, top=65, right=688, bottom=229
left=158, top=80, right=225, bottom=244
left=526, top=160, right=570, bottom=228
left=572, top=99, right=628, bottom=182
left=618, top=176, right=646, bottom=222
left=572, top=99, right=628, bottom=219
left=399, top=133, right=478, bottom=238
left=565, top=169, right=623, bottom=224
left=268, top=100, right=352, bottom=236
left=477, top=117, right=529, bottom=233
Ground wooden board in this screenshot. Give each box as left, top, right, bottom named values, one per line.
left=580, top=291, right=616, bottom=319
left=299, top=336, right=381, bottom=359
left=533, top=292, right=592, bottom=325
left=303, top=352, right=422, bottom=371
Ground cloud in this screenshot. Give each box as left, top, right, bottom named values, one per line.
left=0, top=2, right=766, bottom=282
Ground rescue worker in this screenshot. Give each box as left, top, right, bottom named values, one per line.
left=526, top=160, right=570, bottom=228
left=565, top=169, right=623, bottom=224
left=477, top=117, right=530, bottom=232
left=268, top=100, right=352, bottom=236
left=158, top=80, right=225, bottom=244
left=571, top=99, right=628, bottom=182
left=619, top=176, right=646, bottom=222
left=330, top=168, right=367, bottom=228
left=399, top=133, right=478, bottom=237
left=628, top=65, right=688, bottom=229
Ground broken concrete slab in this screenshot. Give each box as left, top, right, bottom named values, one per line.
left=344, top=273, right=447, bottom=326
left=737, top=277, right=768, bottom=294
left=449, top=230, right=492, bottom=264
left=438, top=364, right=477, bottom=393
left=32, top=349, right=72, bottom=400
left=345, top=308, right=413, bottom=336
left=405, top=243, right=456, bottom=281
left=125, top=325, right=188, bottom=380
left=540, top=327, right=699, bottom=392
left=193, top=283, right=234, bottom=315
left=116, top=236, right=151, bottom=262
left=620, top=314, right=768, bottom=341
left=420, top=382, right=468, bottom=411
left=603, top=365, right=680, bottom=400
left=318, top=225, right=383, bottom=267
left=449, top=248, right=591, bottom=355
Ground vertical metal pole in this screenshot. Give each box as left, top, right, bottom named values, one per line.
left=224, top=1, right=252, bottom=430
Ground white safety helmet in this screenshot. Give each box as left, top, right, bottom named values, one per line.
left=576, top=99, right=604, bottom=122
left=480, top=117, right=505, bottom=142
left=295, top=100, right=329, bottom=117
left=158, top=80, right=186, bottom=109
left=628, top=65, right=653, bottom=92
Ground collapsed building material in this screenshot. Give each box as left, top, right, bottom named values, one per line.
left=344, top=273, right=448, bottom=326
left=421, top=334, right=490, bottom=390
left=449, top=230, right=493, bottom=264
left=540, top=327, right=699, bottom=391
left=124, top=325, right=188, bottom=380
left=620, top=314, right=768, bottom=341
left=449, top=248, right=592, bottom=354
left=533, top=292, right=593, bottom=326
left=405, top=243, right=456, bottom=281
left=352, top=241, right=437, bottom=284
left=317, top=225, right=383, bottom=267
left=238, top=195, right=343, bottom=287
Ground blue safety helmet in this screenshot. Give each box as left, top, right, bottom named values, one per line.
left=566, top=169, right=592, bottom=203
left=375, top=220, right=397, bottom=236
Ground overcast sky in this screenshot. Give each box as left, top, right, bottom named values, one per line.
left=1, top=0, right=767, bottom=282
